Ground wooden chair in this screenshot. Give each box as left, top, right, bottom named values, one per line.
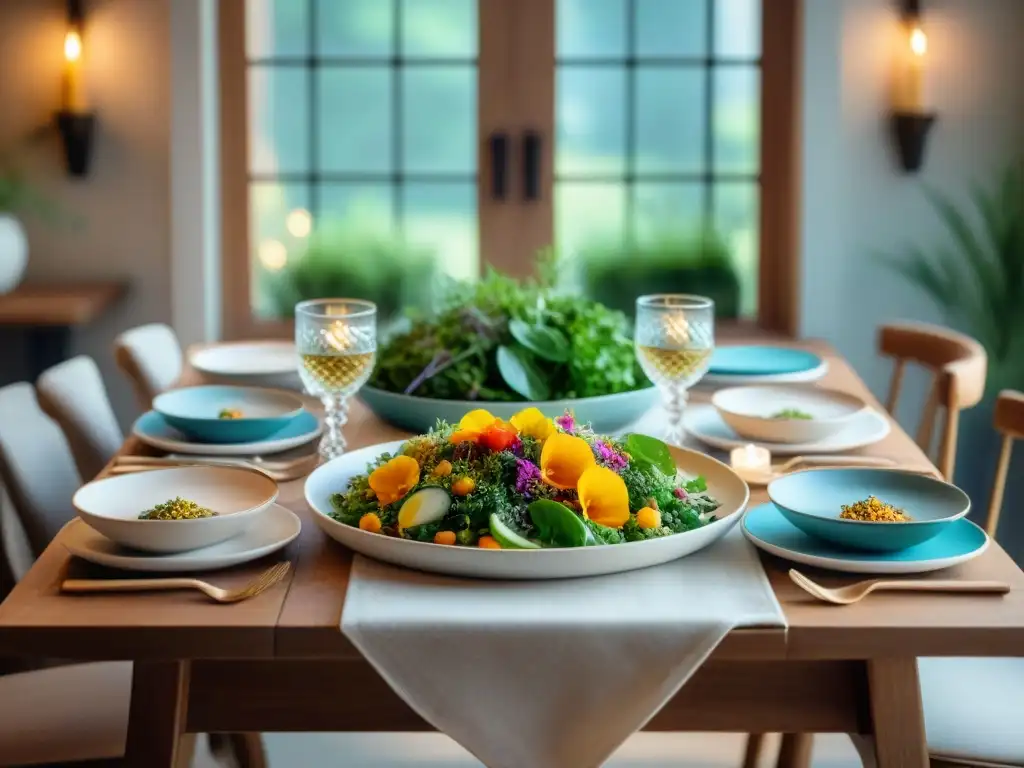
left=918, top=389, right=1024, bottom=768
left=744, top=391, right=1024, bottom=768
left=878, top=321, right=988, bottom=480
left=0, top=382, right=266, bottom=767
left=114, top=322, right=183, bottom=409
left=37, top=355, right=125, bottom=481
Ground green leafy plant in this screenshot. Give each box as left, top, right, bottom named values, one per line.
left=370, top=249, right=650, bottom=401
left=0, top=162, right=58, bottom=221
left=881, top=162, right=1024, bottom=389
left=258, top=232, right=437, bottom=323
left=579, top=229, right=742, bottom=319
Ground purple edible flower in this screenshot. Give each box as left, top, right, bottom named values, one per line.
left=674, top=487, right=689, bottom=500
left=514, top=458, right=542, bottom=497
left=555, top=412, right=576, bottom=434
left=595, top=440, right=628, bottom=472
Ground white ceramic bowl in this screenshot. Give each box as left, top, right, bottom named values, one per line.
left=711, top=385, right=868, bottom=444
left=73, top=466, right=279, bottom=553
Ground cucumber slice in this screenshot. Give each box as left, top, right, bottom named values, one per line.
left=397, top=487, right=451, bottom=531
left=489, top=513, right=541, bottom=550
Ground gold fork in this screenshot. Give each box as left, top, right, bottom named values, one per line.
left=788, top=568, right=1009, bottom=605
left=61, top=561, right=292, bottom=603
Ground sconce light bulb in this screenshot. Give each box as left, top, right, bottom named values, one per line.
left=909, top=26, right=927, bottom=57
left=64, top=29, right=83, bottom=62
left=286, top=208, right=313, bottom=238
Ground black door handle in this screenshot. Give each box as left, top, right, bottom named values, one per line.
left=488, top=132, right=508, bottom=200
left=522, top=130, right=541, bottom=201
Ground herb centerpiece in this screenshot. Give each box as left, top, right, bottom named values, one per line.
left=369, top=251, right=650, bottom=402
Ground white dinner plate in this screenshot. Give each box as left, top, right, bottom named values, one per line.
left=132, top=410, right=322, bottom=456
left=190, top=341, right=302, bottom=389
left=742, top=503, right=989, bottom=574
left=682, top=403, right=891, bottom=455
left=64, top=503, right=301, bottom=572
left=305, top=440, right=750, bottom=580
left=702, top=361, right=829, bottom=386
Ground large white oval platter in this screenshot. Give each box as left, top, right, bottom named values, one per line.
left=305, top=439, right=750, bottom=580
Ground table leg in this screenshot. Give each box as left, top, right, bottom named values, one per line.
left=866, top=658, right=928, bottom=768
left=742, top=733, right=768, bottom=768
left=776, top=733, right=813, bottom=768
left=26, top=325, right=71, bottom=380
left=124, top=661, right=192, bottom=768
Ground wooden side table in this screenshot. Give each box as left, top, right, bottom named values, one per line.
left=0, top=282, right=126, bottom=379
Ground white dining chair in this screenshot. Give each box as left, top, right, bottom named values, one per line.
left=0, top=381, right=265, bottom=767
left=114, top=322, right=183, bottom=409
left=917, top=389, right=1024, bottom=768
left=36, top=355, right=124, bottom=481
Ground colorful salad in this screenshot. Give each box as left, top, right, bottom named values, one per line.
left=329, top=409, right=720, bottom=549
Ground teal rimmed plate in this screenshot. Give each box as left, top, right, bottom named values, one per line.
left=742, top=503, right=988, bottom=574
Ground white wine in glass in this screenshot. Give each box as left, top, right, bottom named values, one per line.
left=635, top=294, right=715, bottom=445
left=295, top=299, right=377, bottom=461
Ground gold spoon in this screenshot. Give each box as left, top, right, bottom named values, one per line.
left=788, top=568, right=1010, bottom=605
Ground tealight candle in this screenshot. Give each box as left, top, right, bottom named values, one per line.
left=730, top=443, right=771, bottom=481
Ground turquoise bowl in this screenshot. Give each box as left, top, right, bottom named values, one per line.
left=358, top=385, right=659, bottom=434
left=153, top=385, right=305, bottom=444
left=767, top=468, right=970, bottom=553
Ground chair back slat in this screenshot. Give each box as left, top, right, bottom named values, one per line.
left=986, top=390, right=1024, bottom=538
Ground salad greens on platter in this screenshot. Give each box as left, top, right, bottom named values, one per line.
left=368, top=250, right=650, bottom=402
left=329, top=408, right=720, bottom=549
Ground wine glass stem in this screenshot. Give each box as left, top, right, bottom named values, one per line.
left=320, top=393, right=349, bottom=461
left=663, top=385, right=688, bottom=446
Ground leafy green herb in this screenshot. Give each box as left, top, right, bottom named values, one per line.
left=771, top=408, right=813, bottom=420
left=624, top=433, right=675, bottom=476
left=508, top=318, right=571, bottom=363
left=496, top=344, right=551, bottom=400
left=527, top=499, right=589, bottom=548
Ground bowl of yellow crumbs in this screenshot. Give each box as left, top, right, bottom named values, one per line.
left=73, top=465, right=278, bottom=553
left=767, top=468, right=970, bottom=552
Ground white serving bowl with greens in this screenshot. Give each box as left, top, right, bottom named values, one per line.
left=712, top=385, right=868, bottom=444
left=359, top=385, right=658, bottom=435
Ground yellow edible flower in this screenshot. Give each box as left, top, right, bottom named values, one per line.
left=449, top=409, right=497, bottom=444
left=368, top=455, right=420, bottom=507
left=539, top=432, right=596, bottom=490
left=432, top=460, right=453, bottom=477
left=636, top=506, right=661, bottom=530
left=359, top=513, right=382, bottom=533
left=510, top=407, right=556, bottom=441
left=577, top=465, right=631, bottom=529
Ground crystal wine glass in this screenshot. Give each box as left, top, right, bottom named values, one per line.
left=634, top=294, right=715, bottom=445
left=295, top=299, right=377, bottom=461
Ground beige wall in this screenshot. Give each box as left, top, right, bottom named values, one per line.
left=0, top=0, right=171, bottom=428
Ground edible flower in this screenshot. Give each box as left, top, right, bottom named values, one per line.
left=577, top=465, right=630, bottom=528
left=514, top=458, right=542, bottom=498
left=595, top=440, right=628, bottom=472
left=554, top=411, right=576, bottom=434
left=510, top=407, right=556, bottom=441
left=449, top=409, right=497, bottom=444
left=539, top=432, right=596, bottom=490
left=359, top=512, right=383, bottom=533
left=368, top=455, right=420, bottom=507
left=480, top=419, right=520, bottom=453
left=432, top=460, right=453, bottom=477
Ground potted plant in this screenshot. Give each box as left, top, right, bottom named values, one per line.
left=882, top=160, right=1024, bottom=551
left=0, top=160, right=58, bottom=294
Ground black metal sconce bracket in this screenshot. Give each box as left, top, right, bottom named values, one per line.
left=890, top=112, right=936, bottom=174
left=56, top=111, right=95, bottom=177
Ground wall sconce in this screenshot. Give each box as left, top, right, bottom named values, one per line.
left=890, top=0, right=936, bottom=173
left=56, top=0, right=95, bottom=177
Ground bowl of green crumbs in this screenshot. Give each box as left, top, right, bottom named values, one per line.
left=712, top=385, right=868, bottom=444
left=73, top=465, right=278, bottom=553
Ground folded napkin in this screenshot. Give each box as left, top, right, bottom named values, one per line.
left=341, top=526, right=785, bottom=768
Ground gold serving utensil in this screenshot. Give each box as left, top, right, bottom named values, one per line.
left=111, top=455, right=315, bottom=482
left=740, top=456, right=936, bottom=486
left=61, top=562, right=292, bottom=603
left=788, top=568, right=1010, bottom=606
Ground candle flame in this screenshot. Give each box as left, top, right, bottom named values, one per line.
left=64, top=30, right=82, bottom=62
left=909, top=26, right=927, bottom=57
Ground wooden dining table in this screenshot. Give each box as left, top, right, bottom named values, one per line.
left=1, top=338, right=1023, bottom=768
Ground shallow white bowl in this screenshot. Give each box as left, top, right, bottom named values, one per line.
left=711, top=385, right=868, bottom=444
left=304, top=439, right=750, bottom=580
left=73, top=466, right=279, bottom=553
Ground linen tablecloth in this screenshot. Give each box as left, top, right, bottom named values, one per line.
left=341, top=525, right=785, bottom=768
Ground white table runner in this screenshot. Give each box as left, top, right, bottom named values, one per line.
left=341, top=525, right=785, bottom=768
